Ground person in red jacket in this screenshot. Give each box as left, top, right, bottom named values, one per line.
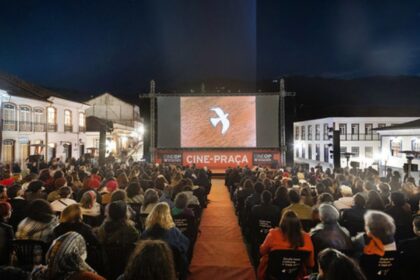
left=258, top=210, right=315, bottom=280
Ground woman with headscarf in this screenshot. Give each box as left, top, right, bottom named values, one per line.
left=32, top=231, right=105, bottom=280
left=16, top=199, right=58, bottom=243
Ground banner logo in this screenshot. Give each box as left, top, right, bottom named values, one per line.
left=210, top=107, right=230, bottom=135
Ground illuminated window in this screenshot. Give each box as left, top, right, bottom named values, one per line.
left=64, top=110, right=72, bottom=126
left=19, top=106, right=31, bottom=131
left=2, top=103, right=17, bottom=131
left=390, top=139, right=402, bottom=157
left=79, top=112, right=85, bottom=127
left=47, top=107, right=56, bottom=124
left=33, top=108, right=45, bottom=132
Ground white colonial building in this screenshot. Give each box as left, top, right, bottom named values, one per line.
left=376, top=119, right=420, bottom=179
left=0, top=73, right=89, bottom=167
left=85, top=93, right=144, bottom=161
left=293, top=117, right=418, bottom=169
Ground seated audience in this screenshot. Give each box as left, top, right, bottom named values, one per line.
left=273, top=186, right=290, bottom=213
left=54, top=204, right=99, bottom=247
left=141, top=189, right=159, bottom=214
left=283, top=189, right=313, bottom=220
left=0, top=266, right=29, bottom=280
left=32, top=231, right=105, bottom=280
left=398, top=215, right=420, bottom=279
left=118, top=240, right=176, bottom=280
left=7, top=184, right=28, bottom=231
left=24, top=180, right=46, bottom=202
left=258, top=210, right=315, bottom=280
left=365, top=190, right=385, bottom=211
left=251, top=190, right=280, bottom=238
left=307, top=248, right=367, bottom=280
left=141, top=202, right=190, bottom=278
left=310, top=203, right=352, bottom=257
left=96, top=201, right=139, bottom=245
left=171, top=193, right=194, bottom=217
left=80, top=191, right=101, bottom=217
left=340, top=193, right=367, bottom=236
left=0, top=201, right=14, bottom=265
left=352, top=210, right=396, bottom=258
left=333, top=185, right=353, bottom=210
left=16, top=199, right=58, bottom=243
left=50, top=186, right=77, bottom=213
left=126, top=182, right=144, bottom=204
left=385, top=191, right=414, bottom=241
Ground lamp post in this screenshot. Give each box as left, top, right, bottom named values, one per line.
left=342, top=152, right=355, bottom=168
left=401, top=150, right=420, bottom=179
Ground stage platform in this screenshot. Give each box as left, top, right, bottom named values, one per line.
left=211, top=169, right=226, bottom=176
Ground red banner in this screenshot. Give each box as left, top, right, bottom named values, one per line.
left=156, top=149, right=280, bottom=169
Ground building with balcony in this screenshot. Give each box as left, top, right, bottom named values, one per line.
left=376, top=119, right=420, bottom=179
left=293, top=117, right=418, bottom=169
left=0, top=73, right=89, bottom=167
left=84, top=93, right=144, bottom=161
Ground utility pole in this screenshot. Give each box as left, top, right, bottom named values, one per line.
left=279, top=78, right=295, bottom=166
left=149, top=80, right=156, bottom=163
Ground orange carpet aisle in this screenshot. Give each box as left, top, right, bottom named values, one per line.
left=188, top=179, right=256, bottom=280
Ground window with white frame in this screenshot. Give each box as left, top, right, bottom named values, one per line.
left=47, top=107, right=56, bottom=124
left=295, top=126, right=300, bottom=140
left=47, top=107, right=57, bottom=131
left=390, top=138, right=402, bottom=157
left=64, top=110, right=72, bottom=126
left=33, top=108, right=45, bottom=132
left=308, top=125, right=313, bottom=140
left=301, top=126, right=306, bottom=140
left=351, top=146, right=360, bottom=157
left=365, top=146, right=373, bottom=158
left=2, top=103, right=17, bottom=130
left=79, top=112, right=86, bottom=128
left=19, top=105, right=31, bottom=131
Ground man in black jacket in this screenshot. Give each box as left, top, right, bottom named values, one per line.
left=398, top=215, right=420, bottom=278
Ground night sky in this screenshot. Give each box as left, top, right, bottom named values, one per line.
left=1, top=0, right=420, bottom=95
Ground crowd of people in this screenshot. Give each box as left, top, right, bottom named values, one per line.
left=225, top=165, right=420, bottom=279
left=0, top=158, right=211, bottom=280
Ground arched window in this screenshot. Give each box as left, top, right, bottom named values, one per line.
left=47, top=107, right=57, bottom=131
left=64, top=109, right=72, bottom=132
left=2, top=103, right=17, bottom=131
left=19, top=105, right=32, bottom=131
left=79, top=112, right=86, bottom=132
left=33, top=107, right=45, bottom=132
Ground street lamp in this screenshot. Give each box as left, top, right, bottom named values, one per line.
left=342, top=152, right=355, bottom=168
left=400, top=150, right=420, bottom=179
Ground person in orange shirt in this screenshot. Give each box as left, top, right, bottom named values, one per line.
left=258, top=210, right=315, bottom=280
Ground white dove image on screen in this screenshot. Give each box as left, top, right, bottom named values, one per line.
left=210, top=107, right=230, bottom=135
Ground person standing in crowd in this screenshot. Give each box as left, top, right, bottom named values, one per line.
left=141, top=189, right=159, bottom=214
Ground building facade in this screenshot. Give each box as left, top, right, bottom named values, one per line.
left=0, top=75, right=89, bottom=167
left=376, top=119, right=420, bottom=179
left=85, top=93, right=144, bottom=161
left=293, top=117, right=418, bottom=169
